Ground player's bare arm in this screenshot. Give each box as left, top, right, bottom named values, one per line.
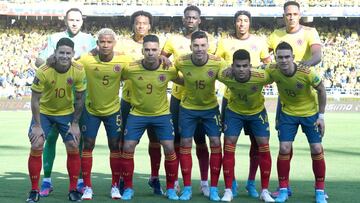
left=69, top=90, right=85, bottom=144
left=299, top=44, right=322, bottom=67
left=30, top=91, right=44, bottom=145
left=314, top=81, right=326, bottom=137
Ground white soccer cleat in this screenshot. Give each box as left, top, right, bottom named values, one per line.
left=111, top=185, right=121, bottom=199
left=221, top=188, right=233, bottom=202
left=260, top=189, right=275, bottom=202
left=200, top=181, right=210, bottom=197
left=174, top=180, right=181, bottom=194
left=81, top=186, right=93, bottom=200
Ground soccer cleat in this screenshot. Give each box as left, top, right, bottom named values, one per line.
left=122, top=188, right=134, bottom=201
left=174, top=180, right=181, bottom=194
left=179, top=186, right=192, bottom=201
left=274, top=188, right=288, bottom=203
left=77, top=181, right=85, bottom=194
left=26, top=190, right=40, bottom=203
left=209, top=186, right=221, bottom=201
left=148, top=177, right=164, bottom=195
left=315, top=190, right=327, bottom=203
left=245, top=180, right=259, bottom=198
left=221, top=188, right=233, bottom=202
left=39, top=181, right=53, bottom=197
left=81, top=186, right=93, bottom=200
left=272, top=186, right=292, bottom=198
left=260, top=189, right=275, bottom=202
left=110, top=185, right=121, bottom=199
left=68, top=189, right=82, bottom=201
left=119, top=178, right=125, bottom=195
left=166, top=188, right=179, bottom=200
left=200, top=181, right=210, bottom=197
left=231, top=179, right=238, bottom=197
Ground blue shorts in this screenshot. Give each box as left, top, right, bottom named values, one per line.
left=277, top=111, right=322, bottom=143
left=221, top=98, right=252, bottom=136
left=81, top=107, right=121, bottom=139
left=224, top=108, right=270, bottom=137
left=170, top=96, right=206, bottom=144
left=28, top=113, right=74, bottom=142
left=179, top=106, right=221, bottom=138
left=124, top=114, right=174, bottom=141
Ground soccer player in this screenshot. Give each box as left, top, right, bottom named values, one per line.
left=120, top=35, right=181, bottom=200
left=218, top=49, right=274, bottom=202
left=76, top=28, right=132, bottom=200
left=175, top=31, right=226, bottom=201
left=36, top=8, right=96, bottom=197
left=267, top=1, right=322, bottom=197
left=266, top=42, right=327, bottom=203
left=161, top=5, right=217, bottom=196
left=216, top=10, right=271, bottom=198
left=26, top=38, right=86, bottom=203
left=115, top=11, right=165, bottom=195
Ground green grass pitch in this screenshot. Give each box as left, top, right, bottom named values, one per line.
left=0, top=111, right=359, bottom=202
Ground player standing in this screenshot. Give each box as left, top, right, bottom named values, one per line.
left=175, top=31, right=226, bottom=201
left=120, top=35, right=181, bottom=200
left=77, top=28, right=132, bottom=200
left=36, top=8, right=96, bottom=196
left=267, top=42, right=327, bottom=203
left=26, top=38, right=86, bottom=202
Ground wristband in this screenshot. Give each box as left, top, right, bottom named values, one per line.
left=318, top=113, right=324, bottom=120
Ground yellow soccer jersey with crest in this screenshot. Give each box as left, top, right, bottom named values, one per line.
left=266, top=63, right=322, bottom=117
left=216, top=34, right=270, bottom=99
left=31, top=62, right=86, bottom=116
left=78, top=52, right=132, bottom=116
left=122, top=60, right=178, bottom=116
left=162, top=32, right=218, bottom=100
left=267, top=26, right=321, bottom=62
left=218, top=68, right=271, bottom=115
left=175, top=54, right=226, bottom=110
left=115, top=36, right=165, bottom=103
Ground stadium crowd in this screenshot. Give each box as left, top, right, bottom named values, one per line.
left=4, top=0, right=360, bottom=7
left=1, top=18, right=359, bottom=98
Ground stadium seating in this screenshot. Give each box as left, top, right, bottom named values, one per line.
left=1, top=18, right=359, bottom=98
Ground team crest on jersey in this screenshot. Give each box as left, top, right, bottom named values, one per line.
left=207, top=70, right=215, bottom=78
left=67, top=77, right=73, bottom=85
left=138, top=76, right=144, bottom=80
left=297, top=39, right=303, bottom=46
left=113, top=64, right=121, bottom=72
left=296, top=82, right=304, bottom=89
left=251, top=85, right=258, bottom=92
left=158, top=74, right=166, bottom=82
left=33, top=77, right=40, bottom=85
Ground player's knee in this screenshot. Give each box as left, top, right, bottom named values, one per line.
left=310, top=144, right=323, bottom=154
left=31, top=141, right=44, bottom=151
left=108, top=142, right=120, bottom=151
left=209, top=137, right=221, bottom=147
left=180, top=138, right=192, bottom=147
left=65, top=141, right=79, bottom=151
left=122, top=141, right=136, bottom=152
left=83, top=137, right=95, bottom=150
left=279, top=144, right=292, bottom=154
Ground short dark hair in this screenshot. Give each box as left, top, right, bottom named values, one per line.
left=233, top=49, right=251, bottom=62
left=143, top=34, right=159, bottom=44
left=275, top=41, right=293, bottom=53
left=65, top=8, right=82, bottom=19
left=191, top=31, right=208, bottom=42
left=234, top=10, right=251, bottom=24
left=131, top=10, right=153, bottom=27
left=56, top=38, right=74, bottom=50
left=284, top=1, right=300, bottom=10
left=184, top=5, right=201, bottom=16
